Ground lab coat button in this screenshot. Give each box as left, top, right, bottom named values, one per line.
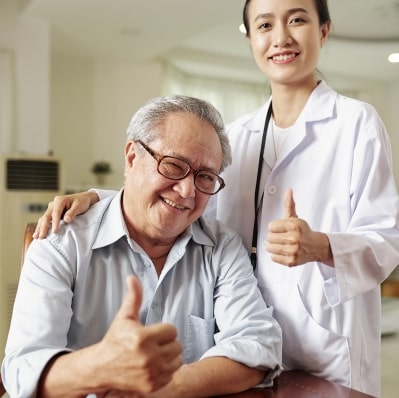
left=267, top=185, right=277, bottom=195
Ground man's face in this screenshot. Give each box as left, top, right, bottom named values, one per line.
left=123, top=111, right=223, bottom=245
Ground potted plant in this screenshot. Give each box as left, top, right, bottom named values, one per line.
left=91, top=161, right=112, bottom=185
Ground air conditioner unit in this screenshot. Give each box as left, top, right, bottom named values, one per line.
left=0, top=154, right=63, bottom=357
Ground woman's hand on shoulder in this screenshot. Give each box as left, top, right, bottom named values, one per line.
left=33, top=191, right=100, bottom=238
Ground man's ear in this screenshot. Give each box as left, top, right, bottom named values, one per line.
left=124, top=141, right=136, bottom=175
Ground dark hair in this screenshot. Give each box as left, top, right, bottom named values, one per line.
left=243, top=0, right=331, bottom=37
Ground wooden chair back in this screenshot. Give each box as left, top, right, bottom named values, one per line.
left=0, top=374, right=5, bottom=396
left=382, top=278, right=399, bottom=298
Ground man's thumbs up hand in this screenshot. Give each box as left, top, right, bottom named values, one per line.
left=97, top=276, right=183, bottom=394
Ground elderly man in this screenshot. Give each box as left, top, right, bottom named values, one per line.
left=2, top=95, right=282, bottom=398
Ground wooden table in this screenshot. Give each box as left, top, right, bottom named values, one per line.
left=218, top=370, right=376, bottom=398
left=1, top=369, right=377, bottom=398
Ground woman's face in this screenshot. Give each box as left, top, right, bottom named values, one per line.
left=246, top=0, right=330, bottom=87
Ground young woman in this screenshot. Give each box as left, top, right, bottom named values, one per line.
left=35, top=1, right=399, bottom=396
left=213, top=1, right=399, bottom=396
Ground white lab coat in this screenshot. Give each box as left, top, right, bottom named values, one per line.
left=210, top=81, right=399, bottom=397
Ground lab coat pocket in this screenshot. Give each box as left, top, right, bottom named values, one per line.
left=260, top=283, right=351, bottom=385
left=183, top=314, right=215, bottom=363
left=290, top=284, right=351, bottom=387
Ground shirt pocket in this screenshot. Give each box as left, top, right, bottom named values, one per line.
left=183, top=314, right=215, bottom=363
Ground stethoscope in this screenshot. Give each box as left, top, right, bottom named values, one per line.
left=250, top=102, right=273, bottom=270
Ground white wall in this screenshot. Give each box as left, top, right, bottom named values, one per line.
left=15, top=16, right=50, bottom=154
left=91, top=61, right=163, bottom=189
left=50, top=56, right=95, bottom=191
left=0, top=1, right=50, bottom=155
left=50, top=57, right=164, bottom=190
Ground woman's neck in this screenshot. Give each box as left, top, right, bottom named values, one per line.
left=270, top=79, right=319, bottom=128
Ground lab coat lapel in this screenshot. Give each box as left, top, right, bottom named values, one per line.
left=274, top=81, right=337, bottom=169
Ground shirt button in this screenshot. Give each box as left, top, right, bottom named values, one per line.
left=267, top=185, right=277, bottom=195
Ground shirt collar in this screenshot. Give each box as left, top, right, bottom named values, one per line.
left=92, top=189, right=215, bottom=250
left=190, top=217, right=216, bottom=247
left=242, top=80, right=337, bottom=132
left=92, top=189, right=128, bottom=249
left=300, top=80, right=337, bottom=124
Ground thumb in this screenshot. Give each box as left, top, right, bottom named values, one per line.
left=117, top=275, right=143, bottom=321
left=283, top=188, right=298, bottom=219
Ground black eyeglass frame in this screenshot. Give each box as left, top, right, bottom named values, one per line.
left=136, top=140, right=225, bottom=195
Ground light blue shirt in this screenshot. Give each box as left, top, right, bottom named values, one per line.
left=2, top=190, right=282, bottom=397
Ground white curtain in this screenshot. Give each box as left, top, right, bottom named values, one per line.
left=162, top=64, right=268, bottom=124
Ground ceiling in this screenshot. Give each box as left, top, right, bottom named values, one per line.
left=19, top=0, right=399, bottom=85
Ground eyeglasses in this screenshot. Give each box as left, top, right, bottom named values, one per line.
left=136, top=140, right=225, bottom=195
